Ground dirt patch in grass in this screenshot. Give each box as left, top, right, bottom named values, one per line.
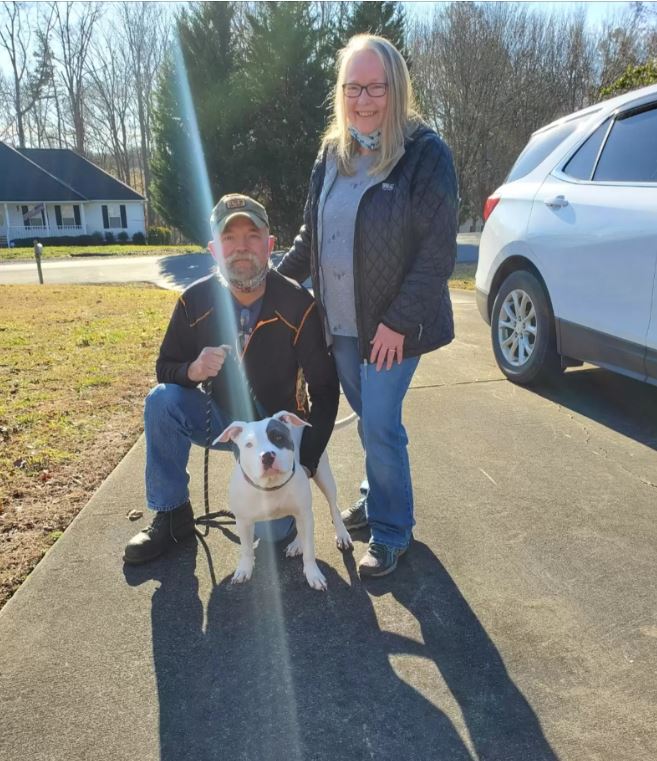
left=0, top=284, right=176, bottom=610
left=0, top=245, right=205, bottom=262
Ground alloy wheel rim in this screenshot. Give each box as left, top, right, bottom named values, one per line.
left=497, top=288, right=537, bottom=366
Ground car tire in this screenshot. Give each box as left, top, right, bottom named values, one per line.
left=491, top=270, right=562, bottom=385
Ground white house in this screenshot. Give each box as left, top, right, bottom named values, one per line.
left=0, top=141, right=146, bottom=246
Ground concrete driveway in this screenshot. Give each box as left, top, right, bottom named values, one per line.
left=0, top=290, right=656, bottom=760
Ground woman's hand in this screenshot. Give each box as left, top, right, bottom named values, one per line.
left=369, top=323, right=405, bottom=371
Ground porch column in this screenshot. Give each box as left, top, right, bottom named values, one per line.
left=43, top=203, right=51, bottom=233
left=79, top=203, right=87, bottom=234
left=3, top=203, right=9, bottom=243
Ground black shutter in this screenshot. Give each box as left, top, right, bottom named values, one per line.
left=120, top=205, right=127, bottom=228
left=73, top=206, right=81, bottom=226
left=55, top=206, right=62, bottom=227
left=21, top=206, right=29, bottom=226
left=102, top=205, right=109, bottom=229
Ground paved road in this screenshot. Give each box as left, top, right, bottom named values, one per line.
left=1, top=290, right=656, bottom=760
left=0, top=235, right=481, bottom=289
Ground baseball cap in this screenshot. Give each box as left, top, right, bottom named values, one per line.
left=210, top=193, right=269, bottom=235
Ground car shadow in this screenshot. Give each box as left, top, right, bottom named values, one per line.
left=124, top=538, right=559, bottom=761
left=530, top=366, right=657, bottom=451
left=157, top=252, right=215, bottom=290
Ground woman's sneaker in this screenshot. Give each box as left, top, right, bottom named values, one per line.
left=340, top=497, right=368, bottom=531
left=358, top=542, right=407, bottom=578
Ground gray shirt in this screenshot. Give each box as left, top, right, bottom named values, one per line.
left=319, top=152, right=384, bottom=338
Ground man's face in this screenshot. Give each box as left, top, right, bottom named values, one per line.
left=210, top=216, right=274, bottom=289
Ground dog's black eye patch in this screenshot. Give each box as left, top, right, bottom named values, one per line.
left=266, top=419, right=294, bottom=451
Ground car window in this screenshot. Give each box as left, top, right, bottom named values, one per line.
left=562, top=119, right=610, bottom=180
left=593, top=105, right=657, bottom=182
left=506, top=115, right=588, bottom=183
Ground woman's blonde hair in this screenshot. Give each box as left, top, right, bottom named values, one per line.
left=322, top=34, right=422, bottom=176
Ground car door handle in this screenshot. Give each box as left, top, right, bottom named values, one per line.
left=544, top=195, right=569, bottom=209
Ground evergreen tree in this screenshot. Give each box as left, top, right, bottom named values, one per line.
left=342, top=1, right=409, bottom=61
left=150, top=2, right=242, bottom=243
left=234, top=2, right=333, bottom=243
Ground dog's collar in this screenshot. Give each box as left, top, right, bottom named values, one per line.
left=238, top=460, right=296, bottom=492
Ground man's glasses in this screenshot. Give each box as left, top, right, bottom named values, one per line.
left=342, top=82, right=388, bottom=98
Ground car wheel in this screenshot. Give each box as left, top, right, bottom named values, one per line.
left=491, top=270, right=562, bottom=385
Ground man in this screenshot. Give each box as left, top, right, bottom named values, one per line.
left=124, top=194, right=340, bottom=564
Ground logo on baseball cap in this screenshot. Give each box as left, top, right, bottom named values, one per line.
left=210, top=194, right=269, bottom=235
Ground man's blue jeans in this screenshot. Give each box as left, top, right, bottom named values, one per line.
left=331, top=336, right=419, bottom=550
left=144, top=384, right=294, bottom=541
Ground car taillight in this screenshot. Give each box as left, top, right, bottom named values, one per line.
left=483, top=196, right=500, bottom=222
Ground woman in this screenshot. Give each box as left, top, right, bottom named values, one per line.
left=278, top=34, right=458, bottom=577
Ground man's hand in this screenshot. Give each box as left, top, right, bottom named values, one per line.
left=187, top=345, right=232, bottom=383
left=369, top=323, right=405, bottom=372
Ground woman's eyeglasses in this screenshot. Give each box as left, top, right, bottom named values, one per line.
left=342, top=83, right=388, bottom=98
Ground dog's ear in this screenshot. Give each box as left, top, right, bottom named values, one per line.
left=273, top=411, right=312, bottom=428
left=214, top=422, right=245, bottom=444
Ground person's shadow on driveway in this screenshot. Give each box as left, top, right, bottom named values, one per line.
left=125, top=538, right=559, bottom=761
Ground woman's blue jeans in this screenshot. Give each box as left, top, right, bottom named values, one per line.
left=144, top=384, right=294, bottom=541
left=331, top=336, right=419, bottom=550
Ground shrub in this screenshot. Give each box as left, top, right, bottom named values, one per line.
left=117, top=231, right=129, bottom=243
left=104, top=231, right=115, bottom=243
left=147, top=226, right=172, bottom=245
left=132, top=231, right=146, bottom=245
left=91, top=231, right=104, bottom=244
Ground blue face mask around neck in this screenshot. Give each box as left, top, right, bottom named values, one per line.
left=348, top=125, right=382, bottom=151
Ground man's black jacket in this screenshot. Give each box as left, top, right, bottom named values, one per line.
left=278, top=125, right=459, bottom=360
left=156, top=270, right=340, bottom=474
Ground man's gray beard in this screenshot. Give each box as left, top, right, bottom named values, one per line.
left=217, top=252, right=269, bottom=292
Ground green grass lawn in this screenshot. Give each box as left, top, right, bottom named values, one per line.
left=0, top=244, right=206, bottom=261
left=0, top=283, right=176, bottom=609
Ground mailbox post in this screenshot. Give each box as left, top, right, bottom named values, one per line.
left=34, top=240, right=43, bottom=284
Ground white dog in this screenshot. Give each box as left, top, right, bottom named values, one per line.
left=214, top=411, right=353, bottom=590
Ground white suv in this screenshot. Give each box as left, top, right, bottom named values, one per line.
left=475, top=84, right=657, bottom=386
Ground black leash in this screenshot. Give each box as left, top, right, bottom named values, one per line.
left=194, top=378, right=235, bottom=536
left=193, top=338, right=270, bottom=535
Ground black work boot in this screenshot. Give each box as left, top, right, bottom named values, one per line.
left=123, top=501, right=195, bottom=565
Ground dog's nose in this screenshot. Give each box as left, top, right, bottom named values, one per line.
left=261, top=451, right=275, bottom=470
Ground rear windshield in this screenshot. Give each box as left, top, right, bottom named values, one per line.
left=506, top=115, right=588, bottom=183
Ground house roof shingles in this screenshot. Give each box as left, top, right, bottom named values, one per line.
left=0, top=141, right=144, bottom=203
left=0, top=142, right=84, bottom=203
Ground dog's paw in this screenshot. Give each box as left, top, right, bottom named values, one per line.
left=335, top=529, right=353, bottom=552
left=231, top=562, right=254, bottom=584
left=304, top=563, right=327, bottom=591
left=285, top=537, right=303, bottom=557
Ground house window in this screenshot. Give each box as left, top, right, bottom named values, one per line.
left=21, top=205, right=46, bottom=227
left=54, top=204, right=80, bottom=227
left=102, top=203, right=127, bottom=229
left=61, top=205, right=76, bottom=226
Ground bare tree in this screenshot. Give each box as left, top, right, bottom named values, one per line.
left=410, top=2, right=600, bottom=224
left=119, top=2, right=169, bottom=222
left=86, top=30, right=132, bottom=183
left=52, top=1, right=101, bottom=154
left=0, top=1, right=54, bottom=147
